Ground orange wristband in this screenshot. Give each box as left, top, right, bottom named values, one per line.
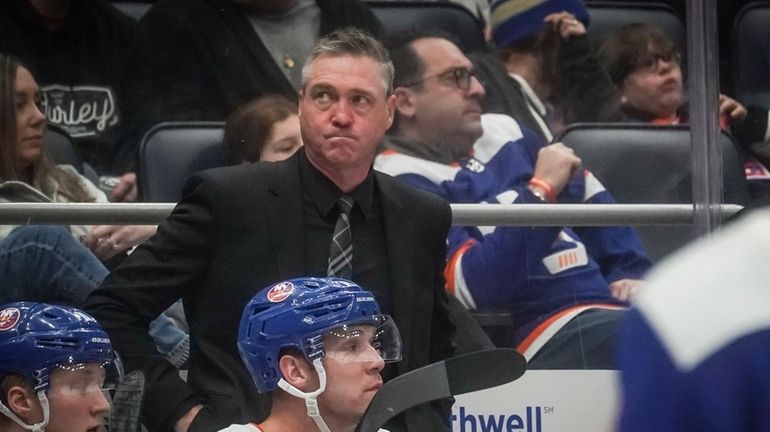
left=528, top=177, right=556, bottom=202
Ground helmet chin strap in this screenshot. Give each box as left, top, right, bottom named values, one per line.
left=0, top=390, right=50, bottom=432
left=277, top=358, right=331, bottom=432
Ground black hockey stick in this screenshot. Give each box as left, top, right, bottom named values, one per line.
left=354, top=348, right=526, bottom=432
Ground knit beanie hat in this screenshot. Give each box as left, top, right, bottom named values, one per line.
left=491, top=0, right=590, bottom=48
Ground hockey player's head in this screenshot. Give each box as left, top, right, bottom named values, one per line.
left=0, top=302, right=120, bottom=432
left=238, top=277, right=402, bottom=431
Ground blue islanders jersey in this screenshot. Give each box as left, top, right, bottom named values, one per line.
left=618, top=208, right=770, bottom=431
left=375, top=114, right=650, bottom=348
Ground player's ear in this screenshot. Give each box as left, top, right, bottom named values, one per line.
left=278, top=352, right=316, bottom=391
left=5, top=381, right=39, bottom=422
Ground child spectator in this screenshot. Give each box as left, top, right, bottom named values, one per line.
left=598, top=23, right=747, bottom=129
left=223, top=95, right=302, bottom=164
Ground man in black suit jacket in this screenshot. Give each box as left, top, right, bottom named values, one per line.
left=86, top=29, right=456, bottom=432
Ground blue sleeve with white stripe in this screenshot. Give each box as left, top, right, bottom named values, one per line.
left=618, top=309, right=770, bottom=432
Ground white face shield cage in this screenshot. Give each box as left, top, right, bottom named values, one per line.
left=0, top=356, right=122, bottom=432
left=322, top=314, right=402, bottom=365
left=47, top=359, right=122, bottom=398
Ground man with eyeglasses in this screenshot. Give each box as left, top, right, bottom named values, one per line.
left=376, top=32, right=652, bottom=369
left=0, top=302, right=122, bottom=432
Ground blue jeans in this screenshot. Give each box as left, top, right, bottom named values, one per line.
left=0, top=225, right=188, bottom=360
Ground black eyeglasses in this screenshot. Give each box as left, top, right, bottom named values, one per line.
left=402, top=67, right=477, bottom=91
left=634, top=48, right=682, bottom=73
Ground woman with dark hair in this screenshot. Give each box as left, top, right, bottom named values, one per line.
left=0, top=54, right=154, bottom=260
left=0, top=54, right=104, bottom=306
left=0, top=54, right=189, bottom=366
left=223, top=94, right=302, bottom=164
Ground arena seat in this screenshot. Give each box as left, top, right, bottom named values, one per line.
left=557, top=123, right=750, bottom=262
left=44, top=125, right=101, bottom=185
left=45, top=125, right=84, bottom=173
left=732, top=1, right=770, bottom=109
left=138, top=122, right=225, bottom=202
left=585, top=1, right=686, bottom=57
left=367, top=1, right=487, bottom=53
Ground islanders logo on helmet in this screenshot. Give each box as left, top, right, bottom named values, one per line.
left=237, top=277, right=401, bottom=393
left=267, top=281, right=295, bottom=302
left=0, top=302, right=118, bottom=392
left=0, top=307, right=20, bottom=331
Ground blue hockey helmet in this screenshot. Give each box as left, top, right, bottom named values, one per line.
left=238, top=277, right=402, bottom=393
left=0, top=302, right=118, bottom=393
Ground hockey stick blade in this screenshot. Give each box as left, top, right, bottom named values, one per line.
left=355, top=348, right=526, bottom=432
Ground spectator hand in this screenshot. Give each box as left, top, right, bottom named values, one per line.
left=609, top=279, right=644, bottom=302
left=719, top=94, right=747, bottom=123
left=81, top=225, right=157, bottom=261
left=175, top=404, right=203, bottom=432
left=544, top=11, right=586, bottom=40
left=111, top=172, right=139, bottom=202
left=532, top=142, right=582, bottom=196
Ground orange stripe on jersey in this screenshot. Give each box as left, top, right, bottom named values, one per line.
left=517, top=303, right=624, bottom=355
left=379, top=149, right=400, bottom=156
left=444, top=239, right=476, bottom=296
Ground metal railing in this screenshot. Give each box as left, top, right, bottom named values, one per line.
left=0, top=202, right=744, bottom=226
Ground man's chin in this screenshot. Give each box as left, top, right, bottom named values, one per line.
left=465, top=125, right=484, bottom=145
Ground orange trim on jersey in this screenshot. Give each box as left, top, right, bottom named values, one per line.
left=651, top=115, right=680, bottom=125
left=516, top=303, right=625, bottom=354
left=444, top=239, right=477, bottom=296
left=379, top=149, right=400, bottom=156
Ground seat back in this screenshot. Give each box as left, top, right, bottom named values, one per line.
left=45, top=125, right=85, bottom=173
left=367, top=1, right=487, bottom=53
left=586, top=1, right=686, bottom=57
left=139, top=122, right=226, bottom=202
left=557, top=123, right=749, bottom=262
left=732, top=1, right=770, bottom=109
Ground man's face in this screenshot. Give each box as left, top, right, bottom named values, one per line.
left=44, top=364, right=111, bottom=432
left=405, top=38, right=486, bottom=157
left=316, top=325, right=385, bottom=426
left=299, top=54, right=395, bottom=178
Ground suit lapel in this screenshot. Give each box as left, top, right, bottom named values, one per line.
left=376, top=174, right=418, bottom=373
left=264, top=154, right=306, bottom=278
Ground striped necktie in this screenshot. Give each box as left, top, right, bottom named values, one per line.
left=327, top=195, right=354, bottom=278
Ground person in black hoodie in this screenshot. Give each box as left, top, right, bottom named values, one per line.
left=118, top=0, right=383, bottom=195
left=0, top=0, right=139, bottom=201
